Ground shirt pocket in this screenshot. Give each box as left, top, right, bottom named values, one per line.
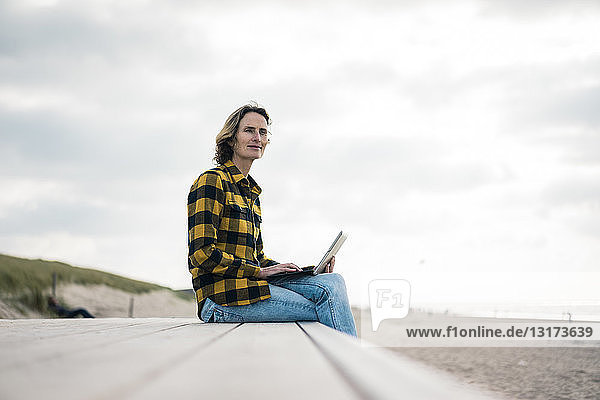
left=226, top=203, right=248, bottom=217
left=224, top=202, right=253, bottom=234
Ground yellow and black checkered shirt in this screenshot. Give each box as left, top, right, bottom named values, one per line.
left=187, top=160, right=278, bottom=316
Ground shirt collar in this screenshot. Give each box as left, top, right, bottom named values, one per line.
left=223, top=160, right=262, bottom=195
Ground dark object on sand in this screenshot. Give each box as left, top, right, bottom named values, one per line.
left=47, top=296, right=95, bottom=318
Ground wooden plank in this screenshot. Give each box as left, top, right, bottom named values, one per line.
left=1, top=319, right=501, bottom=400
left=0, top=319, right=236, bottom=400
left=0, top=318, right=165, bottom=345
left=123, top=322, right=361, bottom=400
left=299, top=321, right=499, bottom=400
left=0, top=318, right=199, bottom=370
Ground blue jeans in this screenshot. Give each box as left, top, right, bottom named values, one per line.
left=200, top=273, right=357, bottom=336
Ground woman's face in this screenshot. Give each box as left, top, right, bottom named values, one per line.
left=231, top=112, right=269, bottom=162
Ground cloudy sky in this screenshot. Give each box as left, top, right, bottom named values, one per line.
left=1, top=0, right=599, bottom=309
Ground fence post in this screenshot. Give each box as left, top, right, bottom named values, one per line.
left=129, top=297, right=134, bottom=318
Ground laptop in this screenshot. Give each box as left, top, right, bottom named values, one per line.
left=267, top=231, right=348, bottom=278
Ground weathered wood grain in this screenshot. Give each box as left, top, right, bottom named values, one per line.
left=0, top=318, right=201, bottom=370
left=1, top=319, right=500, bottom=400
left=123, top=322, right=360, bottom=400
left=0, top=319, right=234, bottom=400
left=0, top=318, right=170, bottom=345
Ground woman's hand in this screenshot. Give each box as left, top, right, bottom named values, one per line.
left=257, top=263, right=302, bottom=279
left=325, top=256, right=335, bottom=273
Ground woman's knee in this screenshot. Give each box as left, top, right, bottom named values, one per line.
left=317, top=273, right=347, bottom=293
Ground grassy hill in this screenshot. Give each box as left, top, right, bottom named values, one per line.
left=0, top=253, right=193, bottom=317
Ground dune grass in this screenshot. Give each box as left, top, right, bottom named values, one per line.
left=0, top=253, right=169, bottom=294
left=0, top=254, right=194, bottom=315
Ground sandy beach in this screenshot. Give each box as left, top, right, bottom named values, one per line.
left=355, top=310, right=600, bottom=400
left=393, top=347, right=600, bottom=400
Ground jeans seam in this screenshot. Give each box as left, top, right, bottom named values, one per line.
left=214, top=307, right=245, bottom=322
left=268, top=297, right=315, bottom=312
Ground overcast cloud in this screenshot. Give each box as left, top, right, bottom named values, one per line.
left=1, top=0, right=599, bottom=308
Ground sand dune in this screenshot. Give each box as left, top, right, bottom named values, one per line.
left=0, top=284, right=198, bottom=319
left=57, top=284, right=197, bottom=318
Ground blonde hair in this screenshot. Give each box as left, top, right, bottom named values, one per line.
left=214, top=102, right=271, bottom=165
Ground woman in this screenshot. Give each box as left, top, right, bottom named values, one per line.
left=187, top=103, right=357, bottom=336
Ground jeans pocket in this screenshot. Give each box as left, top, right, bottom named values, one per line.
left=213, top=307, right=244, bottom=323
left=200, top=300, right=216, bottom=322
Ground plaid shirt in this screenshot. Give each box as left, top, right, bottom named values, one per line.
left=187, top=160, right=278, bottom=314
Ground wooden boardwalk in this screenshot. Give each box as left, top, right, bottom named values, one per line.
left=0, top=318, right=497, bottom=400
